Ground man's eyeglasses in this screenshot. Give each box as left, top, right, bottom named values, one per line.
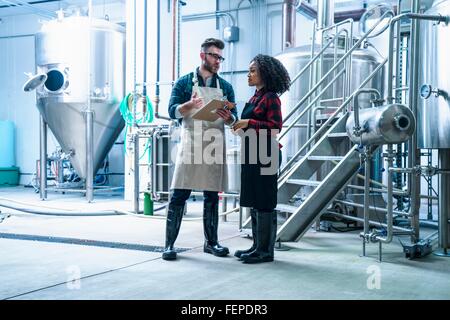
left=204, top=52, right=225, bottom=62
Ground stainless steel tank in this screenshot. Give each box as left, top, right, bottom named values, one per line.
left=418, top=0, right=450, bottom=148
left=346, top=104, right=415, bottom=145
left=276, top=42, right=385, bottom=162
left=226, top=147, right=241, bottom=193
left=34, top=15, right=125, bottom=179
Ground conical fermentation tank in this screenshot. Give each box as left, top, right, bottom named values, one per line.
left=276, top=41, right=385, bottom=163
left=34, top=15, right=125, bottom=180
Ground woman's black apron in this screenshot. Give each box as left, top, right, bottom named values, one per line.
left=239, top=98, right=279, bottom=211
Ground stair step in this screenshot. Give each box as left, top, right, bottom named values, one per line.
left=307, top=155, right=345, bottom=161
left=275, top=204, right=298, bottom=214
left=327, top=132, right=348, bottom=138
left=286, top=179, right=320, bottom=187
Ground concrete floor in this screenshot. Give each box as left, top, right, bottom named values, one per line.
left=1, top=186, right=449, bottom=300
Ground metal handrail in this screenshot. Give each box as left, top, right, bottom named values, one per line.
left=288, top=19, right=354, bottom=88
left=282, top=9, right=393, bottom=128
left=279, top=57, right=388, bottom=180
left=288, top=37, right=334, bottom=86
left=284, top=28, right=351, bottom=123
left=279, top=68, right=345, bottom=140
left=319, top=18, right=354, bottom=33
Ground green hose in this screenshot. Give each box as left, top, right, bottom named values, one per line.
left=119, top=93, right=154, bottom=159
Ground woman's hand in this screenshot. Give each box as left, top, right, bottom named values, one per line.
left=232, top=119, right=250, bottom=131
left=216, top=108, right=232, bottom=122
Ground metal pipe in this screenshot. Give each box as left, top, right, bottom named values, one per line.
left=363, top=149, right=371, bottom=237
left=334, top=9, right=366, bottom=23
left=0, top=34, right=34, bottom=39
left=182, top=11, right=236, bottom=25
left=39, top=115, right=47, bottom=200
left=152, top=129, right=158, bottom=200
left=327, top=211, right=413, bottom=233
left=172, top=0, right=176, bottom=82
left=307, top=21, right=316, bottom=140
left=334, top=199, right=412, bottom=217
left=45, top=186, right=124, bottom=193
left=408, top=0, right=421, bottom=243
left=85, top=110, right=94, bottom=203
left=133, top=0, right=137, bottom=127
left=143, top=0, right=148, bottom=97
left=387, top=13, right=448, bottom=104
left=236, top=0, right=253, bottom=26
left=346, top=20, right=353, bottom=102
left=133, top=133, right=140, bottom=214
left=85, top=0, right=94, bottom=203
left=317, top=0, right=334, bottom=30
left=282, top=0, right=296, bottom=49
left=438, top=149, right=450, bottom=254
left=177, top=0, right=182, bottom=79
left=154, top=0, right=168, bottom=120
left=375, top=145, right=395, bottom=243
left=158, top=191, right=240, bottom=198
left=297, top=1, right=316, bottom=20
left=346, top=184, right=408, bottom=196
left=352, top=88, right=381, bottom=134
left=221, top=197, right=228, bottom=222
left=1, top=0, right=56, bottom=18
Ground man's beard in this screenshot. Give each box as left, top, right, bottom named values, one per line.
left=203, top=59, right=218, bottom=74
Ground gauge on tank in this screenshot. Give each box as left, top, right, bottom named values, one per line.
left=420, top=84, right=432, bottom=99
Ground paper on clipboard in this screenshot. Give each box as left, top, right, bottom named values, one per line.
left=191, top=99, right=231, bottom=122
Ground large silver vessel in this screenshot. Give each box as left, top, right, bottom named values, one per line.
left=34, top=15, right=125, bottom=179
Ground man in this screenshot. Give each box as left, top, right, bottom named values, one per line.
left=163, top=38, right=237, bottom=260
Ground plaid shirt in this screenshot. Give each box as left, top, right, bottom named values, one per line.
left=247, top=89, right=283, bottom=134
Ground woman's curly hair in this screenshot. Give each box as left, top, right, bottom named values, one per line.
left=251, top=54, right=291, bottom=95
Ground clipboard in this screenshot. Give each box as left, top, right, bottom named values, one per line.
left=191, top=99, right=234, bottom=122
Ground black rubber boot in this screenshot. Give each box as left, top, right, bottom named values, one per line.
left=162, top=203, right=184, bottom=260
left=234, top=208, right=257, bottom=259
left=241, top=211, right=277, bottom=264
left=203, top=201, right=229, bottom=257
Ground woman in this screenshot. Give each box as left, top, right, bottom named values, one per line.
left=232, top=54, right=290, bottom=264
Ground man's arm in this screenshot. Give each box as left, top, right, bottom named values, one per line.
left=168, top=78, right=187, bottom=120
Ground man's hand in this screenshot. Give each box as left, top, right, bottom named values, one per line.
left=232, top=119, right=250, bottom=131
left=179, top=92, right=203, bottom=116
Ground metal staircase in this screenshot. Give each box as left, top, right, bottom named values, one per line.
left=272, top=11, right=393, bottom=242
left=276, top=113, right=361, bottom=241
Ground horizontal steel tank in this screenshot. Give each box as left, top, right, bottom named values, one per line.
left=418, top=0, right=450, bottom=148
left=276, top=42, right=385, bottom=162
left=34, top=15, right=125, bottom=179
left=346, top=104, right=415, bottom=145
